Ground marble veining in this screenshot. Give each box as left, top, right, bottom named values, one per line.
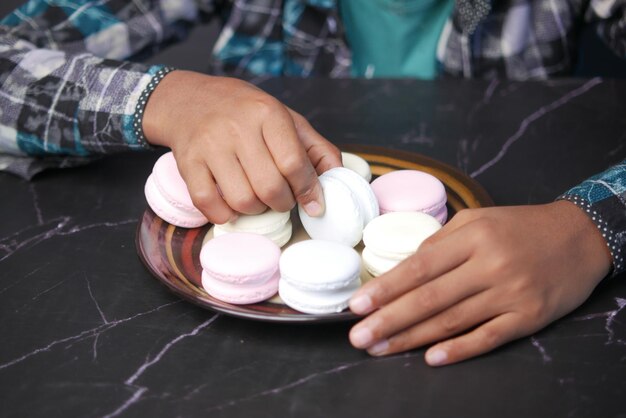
left=102, top=387, right=148, bottom=418
left=456, top=136, right=481, bottom=174
left=0, top=262, right=50, bottom=296
left=0, top=301, right=182, bottom=371
left=0, top=217, right=137, bottom=263
left=102, top=315, right=220, bottom=418
left=574, top=297, right=626, bottom=346
left=86, top=275, right=108, bottom=324
left=483, top=78, right=499, bottom=103
left=470, top=77, right=603, bottom=178
left=28, top=183, right=44, bottom=225
left=399, top=122, right=434, bottom=146
left=1, top=77, right=625, bottom=418
left=125, top=315, right=219, bottom=386
left=530, top=336, right=553, bottom=364
left=348, top=84, right=392, bottom=111
left=465, top=79, right=499, bottom=126
left=205, top=351, right=424, bottom=413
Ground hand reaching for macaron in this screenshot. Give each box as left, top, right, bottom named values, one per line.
left=348, top=201, right=612, bottom=366
left=139, top=71, right=613, bottom=367
left=142, top=70, right=342, bottom=224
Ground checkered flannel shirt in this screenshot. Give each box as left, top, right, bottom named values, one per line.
left=1, top=0, right=625, bottom=273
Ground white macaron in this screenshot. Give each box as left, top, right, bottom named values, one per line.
left=298, top=167, right=379, bottom=247
left=341, top=152, right=372, bottom=182
left=213, top=209, right=292, bottom=247
left=362, top=211, right=442, bottom=277
left=278, top=240, right=362, bottom=314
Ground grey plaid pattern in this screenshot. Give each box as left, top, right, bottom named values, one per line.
left=441, top=0, right=626, bottom=79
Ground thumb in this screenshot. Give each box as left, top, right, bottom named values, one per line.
left=296, top=174, right=325, bottom=217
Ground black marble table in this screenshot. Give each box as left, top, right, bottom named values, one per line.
left=1, top=76, right=625, bottom=418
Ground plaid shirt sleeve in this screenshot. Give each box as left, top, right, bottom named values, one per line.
left=558, top=160, right=626, bottom=276
left=440, top=0, right=626, bottom=80
left=588, top=0, right=626, bottom=57
left=0, top=0, right=218, bottom=179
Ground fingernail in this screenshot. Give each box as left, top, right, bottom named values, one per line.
left=351, top=327, right=374, bottom=348
left=350, top=294, right=373, bottom=314
left=229, top=213, right=239, bottom=223
left=303, top=200, right=323, bottom=217
left=426, top=349, right=448, bottom=366
left=367, top=340, right=389, bottom=356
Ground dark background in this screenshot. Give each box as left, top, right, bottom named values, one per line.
left=2, top=0, right=625, bottom=79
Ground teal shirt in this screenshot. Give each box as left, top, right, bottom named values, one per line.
left=340, top=0, right=454, bottom=79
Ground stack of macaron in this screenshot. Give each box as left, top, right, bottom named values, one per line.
left=144, top=152, right=209, bottom=228
left=371, top=169, right=448, bottom=224
left=279, top=240, right=361, bottom=314
left=360, top=169, right=448, bottom=276
left=361, top=212, right=442, bottom=277
left=298, top=166, right=379, bottom=247
left=200, top=233, right=281, bottom=304
left=144, top=151, right=449, bottom=313
left=213, top=209, right=292, bottom=248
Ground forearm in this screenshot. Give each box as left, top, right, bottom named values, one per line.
left=0, top=28, right=173, bottom=157
left=0, top=0, right=220, bottom=176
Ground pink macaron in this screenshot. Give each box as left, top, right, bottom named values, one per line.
left=200, top=232, right=280, bottom=304
left=371, top=170, right=448, bottom=224
left=144, top=152, right=209, bottom=228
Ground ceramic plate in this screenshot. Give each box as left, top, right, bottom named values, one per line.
left=136, top=145, right=494, bottom=323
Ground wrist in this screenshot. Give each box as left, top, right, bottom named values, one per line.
left=128, top=66, right=174, bottom=149
left=549, top=200, right=613, bottom=281
left=142, top=69, right=186, bottom=148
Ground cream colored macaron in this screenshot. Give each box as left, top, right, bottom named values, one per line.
left=213, top=209, right=292, bottom=247
left=362, top=211, right=441, bottom=277
left=341, top=152, right=372, bottom=182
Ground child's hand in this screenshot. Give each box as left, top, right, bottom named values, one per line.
left=348, top=201, right=612, bottom=366
left=143, top=70, right=341, bottom=224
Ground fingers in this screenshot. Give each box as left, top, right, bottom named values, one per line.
left=262, top=107, right=325, bottom=217
left=363, top=288, right=499, bottom=356
left=237, top=137, right=295, bottom=212
left=350, top=222, right=476, bottom=316
left=209, top=152, right=267, bottom=215
left=425, top=313, right=529, bottom=366
left=176, top=158, right=235, bottom=225
left=150, top=74, right=338, bottom=219
left=287, top=108, right=342, bottom=174
left=349, top=257, right=486, bottom=349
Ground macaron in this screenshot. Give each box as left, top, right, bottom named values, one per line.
left=362, top=211, right=442, bottom=277
left=371, top=170, right=448, bottom=224
left=342, top=152, right=372, bottom=182
left=213, top=209, right=292, bottom=247
left=200, top=232, right=280, bottom=304
left=144, top=152, right=208, bottom=228
left=279, top=240, right=361, bottom=314
left=298, top=167, right=379, bottom=247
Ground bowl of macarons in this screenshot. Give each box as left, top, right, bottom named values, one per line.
left=137, top=145, right=493, bottom=323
